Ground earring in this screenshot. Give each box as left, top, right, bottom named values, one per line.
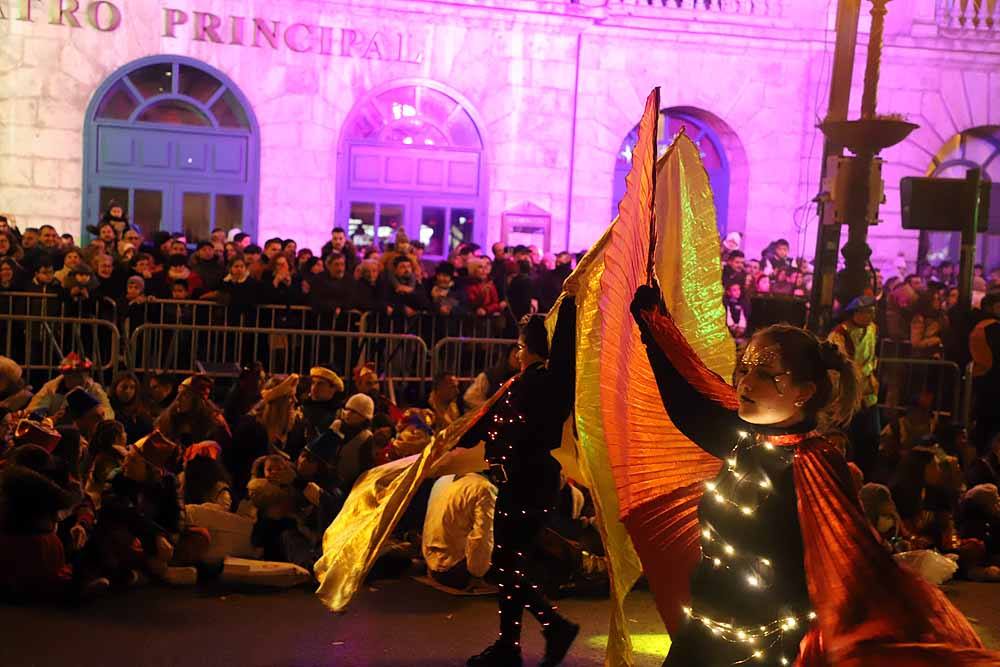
left=794, top=399, right=805, bottom=407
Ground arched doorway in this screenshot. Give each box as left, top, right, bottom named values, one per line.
left=337, top=82, right=487, bottom=258
left=918, top=126, right=1000, bottom=273
left=612, top=107, right=742, bottom=237
left=83, top=56, right=259, bottom=242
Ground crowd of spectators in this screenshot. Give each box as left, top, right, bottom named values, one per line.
left=1, top=205, right=1000, bottom=606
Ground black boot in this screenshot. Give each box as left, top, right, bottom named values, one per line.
left=467, top=640, right=523, bottom=667
left=539, top=619, right=579, bottom=667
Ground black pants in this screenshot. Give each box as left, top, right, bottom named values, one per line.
left=493, top=498, right=562, bottom=646
left=848, top=404, right=881, bottom=479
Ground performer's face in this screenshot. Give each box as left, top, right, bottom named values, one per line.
left=734, top=339, right=812, bottom=426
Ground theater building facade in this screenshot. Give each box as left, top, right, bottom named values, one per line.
left=2, top=0, right=1000, bottom=267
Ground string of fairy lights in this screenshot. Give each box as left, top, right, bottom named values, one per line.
left=684, top=430, right=819, bottom=665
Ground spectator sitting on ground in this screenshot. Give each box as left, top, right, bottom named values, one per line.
left=959, top=484, right=1000, bottom=582
left=463, top=344, right=519, bottom=412
left=0, top=355, right=32, bottom=412
left=422, top=472, right=498, bottom=591
left=383, top=408, right=436, bottom=461
left=109, top=372, right=153, bottom=444
left=296, top=367, right=345, bottom=449
left=145, top=372, right=177, bottom=420
left=155, top=374, right=229, bottom=452
left=27, top=354, right=113, bottom=423
left=428, top=372, right=461, bottom=432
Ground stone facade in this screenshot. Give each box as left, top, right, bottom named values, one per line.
left=1, top=0, right=999, bottom=268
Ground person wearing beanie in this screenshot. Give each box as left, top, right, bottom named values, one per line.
left=27, top=354, right=114, bottom=424
left=321, top=394, right=377, bottom=494
left=155, top=373, right=229, bottom=450
left=828, top=295, right=880, bottom=478
left=191, top=240, right=225, bottom=293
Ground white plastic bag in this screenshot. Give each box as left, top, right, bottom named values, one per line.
left=894, top=549, right=959, bottom=585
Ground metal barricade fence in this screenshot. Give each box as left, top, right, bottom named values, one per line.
left=0, top=291, right=117, bottom=324
left=0, top=313, right=120, bottom=386
left=360, top=310, right=512, bottom=347
left=128, top=323, right=429, bottom=385
left=876, top=357, right=963, bottom=423
left=431, top=337, right=518, bottom=384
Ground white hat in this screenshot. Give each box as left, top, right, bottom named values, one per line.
left=227, top=227, right=243, bottom=242
left=723, top=232, right=742, bottom=252
left=344, top=393, right=375, bottom=421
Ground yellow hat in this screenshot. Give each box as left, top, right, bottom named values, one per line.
left=261, top=374, right=299, bottom=402
left=309, top=367, right=344, bottom=393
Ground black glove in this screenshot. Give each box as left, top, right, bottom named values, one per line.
left=630, top=284, right=667, bottom=325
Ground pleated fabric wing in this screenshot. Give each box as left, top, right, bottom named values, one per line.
left=598, top=127, right=735, bottom=635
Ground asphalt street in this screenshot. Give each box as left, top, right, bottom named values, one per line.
left=1, top=578, right=997, bottom=667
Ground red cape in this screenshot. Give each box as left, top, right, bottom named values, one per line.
left=631, top=306, right=999, bottom=666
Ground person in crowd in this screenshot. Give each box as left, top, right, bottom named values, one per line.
left=294, top=367, right=346, bottom=452
left=959, top=483, right=1000, bottom=582
left=858, top=482, right=908, bottom=552
left=967, top=433, right=1000, bottom=489
left=145, top=372, right=177, bottom=420
left=422, top=472, right=498, bottom=590
left=970, top=292, right=1000, bottom=454
left=910, top=284, right=949, bottom=358
left=321, top=227, right=358, bottom=276
left=61, top=263, right=98, bottom=311
left=307, top=252, right=355, bottom=314
left=154, top=374, right=229, bottom=450
left=230, top=375, right=302, bottom=497
left=162, top=255, right=202, bottom=298
left=81, top=419, right=127, bottom=505
left=385, top=255, right=428, bottom=315
left=326, top=393, right=378, bottom=493
left=428, top=262, right=460, bottom=317
left=828, top=295, right=880, bottom=477
left=64, top=386, right=106, bottom=444
left=218, top=256, right=259, bottom=324
left=723, top=282, right=748, bottom=345
left=353, top=258, right=385, bottom=313
left=261, top=254, right=302, bottom=308
left=0, top=229, right=23, bottom=264
left=465, top=256, right=505, bottom=318
left=761, top=238, right=791, bottom=276
left=721, top=250, right=746, bottom=288
left=0, top=355, right=32, bottom=412
left=490, top=242, right=512, bottom=300
left=180, top=442, right=232, bottom=509
left=382, top=408, right=435, bottom=461
left=25, top=257, right=59, bottom=296
left=464, top=344, right=519, bottom=412
left=507, top=260, right=536, bottom=321
left=108, top=372, right=153, bottom=443
left=537, top=253, right=573, bottom=315
left=191, top=241, right=225, bottom=293
left=222, top=364, right=264, bottom=427
left=754, top=272, right=771, bottom=295
left=0, top=258, right=21, bottom=291
left=27, top=354, right=113, bottom=422
left=353, top=364, right=400, bottom=423
left=246, top=454, right=300, bottom=562
left=428, top=372, right=461, bottom=432
left=55, top=247, right=84, bottom=288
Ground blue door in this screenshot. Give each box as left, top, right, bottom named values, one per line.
left=83, top=57, right=259, bottom=243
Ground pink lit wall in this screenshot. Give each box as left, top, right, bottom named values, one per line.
left=1, top=0, right=999, bottom=270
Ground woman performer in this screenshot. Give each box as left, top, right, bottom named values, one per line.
left=630, top=283, right=998, bottom=667
left=460, top=299, right=580, bottom=667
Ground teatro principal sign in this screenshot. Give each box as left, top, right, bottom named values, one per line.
left=2, top=1, right=425, bottom=63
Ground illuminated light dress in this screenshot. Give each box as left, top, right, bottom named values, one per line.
left=631, top=297, right=1000, bottom=667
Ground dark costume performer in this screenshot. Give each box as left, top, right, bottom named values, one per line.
left=630, top=287, right=999, bottom=666
left=460, top=298, right=579, bottom=666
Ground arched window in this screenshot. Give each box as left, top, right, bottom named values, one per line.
left=918, top=126, right=1000, bottom=273
left=613, top=108, right=732, bottom=236
left=83, top=57, right=259, bottom=242
left=338, top=83, right=487, bottom=258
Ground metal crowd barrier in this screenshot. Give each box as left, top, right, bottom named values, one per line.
left=0, top=290, right=117, bottom=324
left=876, top=357, right=963, bottom=423
left=0, top=313, right=120, bottom=385
left=431, top=337, right=517, bottom=383
left=359, top=310, right=513, bottom=344
left=127, top=323, right=429, bottom=385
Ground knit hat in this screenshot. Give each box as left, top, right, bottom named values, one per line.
left=309, top=367, right=344, bottom=393
left=58, top=352, right=92, bottom=373
left=304, top=430, right=344, bottom=467
left=722, top=232, right=742, bottom=252
left=844, top=295, right=876, bottom=313
left=343, top=393, right=375, bottom=421
left=261, top=374, right=299, bottom=403
left=963, top=484, right=1000, bottom=512
left=180, top=374, right=213, bottom=400
left=65, top=387, right=101, bottom=420
left=127, top=275, right=145, bottom=290
left=133, top=430, right=180, bottom=470
left=13, top=418, right=62, bottom=453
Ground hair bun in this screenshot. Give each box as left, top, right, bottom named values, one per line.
left=818, top=341, right=843, bottom=370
